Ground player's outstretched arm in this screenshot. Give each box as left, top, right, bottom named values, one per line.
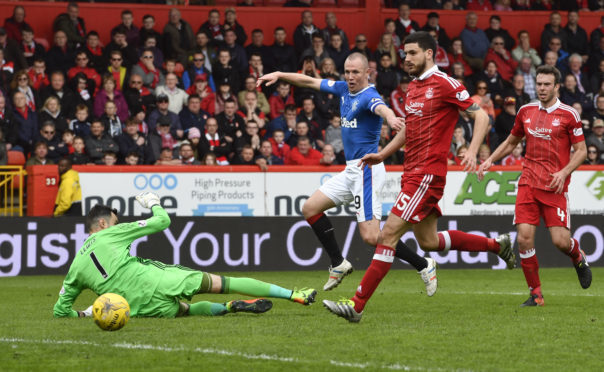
left=359, top=128, right=406, bottom=168
left=53, top=281, right=83, bottom=318
left=549, top=140, right=587, bottom=194
left=477, top=134, right=522, bottom=181
left=463, top=104, right=490, bottom=172
left=374, top=104, right=405, bottom=132
left=257, top=72, right=322, bottom=91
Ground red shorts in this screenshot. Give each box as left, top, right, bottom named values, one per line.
left=390, top=174, right=445, bottom=223
left=513, top=185, right=570, bottom=228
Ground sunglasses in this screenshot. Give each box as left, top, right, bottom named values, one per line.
left=193, top=58, right=204, bottom=62
left=43, top=130, right=55, bottom=135
left=76, top=57, right=88, bottom=61
left=142, top=55, right=153, bottom=59
left=18, top=77, right=29, bottom=81
left=111, top=58, right=123, bottom=61
left=158, top=100, right=169, bottom=103
left=477, top=86, right=487, bottom=90
left=493, top=42, right=504, bottom=45
left=588, top=150, right=598, bottom=154
left=356, top=39, right=367, bottom=43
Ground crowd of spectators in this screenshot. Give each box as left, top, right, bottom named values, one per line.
left=1, top=2, right=603, bottom=169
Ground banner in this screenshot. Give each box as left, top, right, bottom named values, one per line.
left=79, top=169, right=604, bottom=217
left=1, top=216, right=602, bottom=277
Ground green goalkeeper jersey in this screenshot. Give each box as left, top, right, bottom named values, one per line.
left=53, top=205, right=171, bottom=318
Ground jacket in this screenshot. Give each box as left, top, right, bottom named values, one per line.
left=54, top=169, right=82, bottom=216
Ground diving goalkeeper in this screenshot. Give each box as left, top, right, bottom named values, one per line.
left=53, top=192, right=316, bottom=318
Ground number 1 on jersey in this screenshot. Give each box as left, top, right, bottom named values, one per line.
left=90, top=252, right=108, bottom=279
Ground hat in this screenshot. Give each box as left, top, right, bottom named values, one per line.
left=503, top=96, right=516, bottom=106
left=157, top=116, right=171, bottom=126
left=0, top=27, right=6, bottom=36
left=156, top=94, right=169, bottom=103
left=427, top=12, right=439, bottom=19
left=194, top=73, right=208, bottom=82
left=593, top=119, right=604, bottom=128
left=188, top=127, right=201, bottom=139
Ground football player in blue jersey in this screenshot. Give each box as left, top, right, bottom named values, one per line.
left=258, top=53, right=437, bottom=295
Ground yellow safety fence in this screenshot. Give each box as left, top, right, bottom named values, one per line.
left=0, top=166, right=27, bottom=217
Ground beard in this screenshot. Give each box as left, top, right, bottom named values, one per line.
left=408, top=58, right=427, bottom=78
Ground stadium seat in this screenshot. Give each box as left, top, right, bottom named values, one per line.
left=215, top=0, right=238, bottom=5
left=339, top=0, right=363, bottom=7
left=34, top=37, right=50, bottom=51
left=7, top=151, right=25, bottom=166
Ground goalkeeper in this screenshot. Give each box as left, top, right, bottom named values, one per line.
left=53, top=192, right=317, bottom=318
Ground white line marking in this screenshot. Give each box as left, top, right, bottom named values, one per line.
left=0, top=338, right=457, bottom=371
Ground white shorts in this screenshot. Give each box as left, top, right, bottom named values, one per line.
left=319, top=159, right=386, bottom=222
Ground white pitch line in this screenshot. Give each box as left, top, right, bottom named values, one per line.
left=444, top=291, right=601, bottom=297
left=0, top=338, right=455, bottom=371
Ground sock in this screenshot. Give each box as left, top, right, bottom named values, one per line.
left=351, top=244, right=394, bottom=313
left=394, top=240, right=427, bottom=271
left=566, top=238, right=582, bottom=265
left=188, top=301, right=228, bottom=316
left=307, top=213, right=344, bottom=267
left=438, top=231, right=499, bottom=253
left=223, top=276, right=293, bottom=300
left=519, top=248, right=541, bottom=295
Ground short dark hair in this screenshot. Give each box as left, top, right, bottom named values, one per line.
left=536, top=65, right=562, bottom=84
left=252, top=28, right=263, bottom=35
left=490, top=15, right=501, bottom=22
left=143, top=14, right=154, bottom=21
left=87, top=31, right=99, bottom=38
left=86, top=204, right=116, bottom=233
left=121, top=9, right=133, bottom=17
left=274, top=26, right=285, bottom=33
left=403, top=31, right=436, bottom=57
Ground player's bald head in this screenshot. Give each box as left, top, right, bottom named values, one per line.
left=345, top=52, right=369, bottom=69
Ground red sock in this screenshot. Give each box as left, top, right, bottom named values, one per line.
left=519, top=248, right=541, bottom=294
left=438, top=231, right=499, bottom=252
left=566, top=238, right=582, bottom=265
left=351, top=244, right=394, bottom=313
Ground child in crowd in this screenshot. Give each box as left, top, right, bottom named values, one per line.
left=70, top=105, right=91, bottom=138
left=68, top=136, right=90, bottom=165
left=62, top=129, right=75, bottom=154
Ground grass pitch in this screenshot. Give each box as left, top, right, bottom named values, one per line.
left=1, top=268, right=602, bottom=371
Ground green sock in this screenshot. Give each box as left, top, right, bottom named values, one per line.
left=224, top=277, right=293, bottom=300
left=188, top=301, right=228, bottom=316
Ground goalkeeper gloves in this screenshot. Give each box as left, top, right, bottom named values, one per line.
left=135, top=192, right=161, bottom=209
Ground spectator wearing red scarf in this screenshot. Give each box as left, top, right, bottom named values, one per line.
left=132, top=48, right=164, bottom=90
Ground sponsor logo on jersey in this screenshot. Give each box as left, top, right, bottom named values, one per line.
left=405, top=101, right=424, bottom=117
left=352, top=100, right=359, bottom=112
left=341, top=118, right=358, bottom=128
left=425, top=87, right=434, bottom=99
left=327, top=80, right=335, bottom=87
left=137, top=220, right=148, bottom=227
left=456, top=90, right=470, bottom=101
left=524, top=118, right=531, bottom=124
left=341, top=97, right=345, bottom=104
left=573, top=127, right=583, bottom=136
left=527, top=127, right=552, bottom=140
left=552, top=118, right=561, bottom=127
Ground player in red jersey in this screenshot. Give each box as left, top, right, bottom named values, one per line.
left=322, top=32, right=516, bottom=322
left=478, top=65, right=591, bottom=307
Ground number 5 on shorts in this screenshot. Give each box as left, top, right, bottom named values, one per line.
left=395, top=193, right=411, bottom=211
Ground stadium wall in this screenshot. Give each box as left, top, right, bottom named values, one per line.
left=0, top=216, right=602, bottom=276
left=1, top=1, right=602, bottom=50
left=25, top=165, right=604, bottom=217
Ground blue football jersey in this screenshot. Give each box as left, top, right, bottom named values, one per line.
left=320, top=80, right=386, bottom=160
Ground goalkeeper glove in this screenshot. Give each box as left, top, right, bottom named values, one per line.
left=135, top=192, right=161, bottom=209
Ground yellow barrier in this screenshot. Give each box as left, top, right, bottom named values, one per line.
left=0, top=166, right=27, bottom=217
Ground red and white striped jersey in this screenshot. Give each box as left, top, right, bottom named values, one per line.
left=403, top=65, right=474, bottom=177
left=511, top=99, right=585, bottom=192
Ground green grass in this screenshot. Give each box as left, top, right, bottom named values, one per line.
left=1, top=269, right=602, bottom=371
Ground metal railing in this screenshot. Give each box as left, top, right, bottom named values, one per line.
left=0, top=166, right=27, bottom=217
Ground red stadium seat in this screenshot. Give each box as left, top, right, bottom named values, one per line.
left=315, top=0, right=337, bottom=6
left=34, top=37, right=50, bottom=51
left=7, top=151, right=25, bottom=166
left=215, top=0, right=238, bottom=5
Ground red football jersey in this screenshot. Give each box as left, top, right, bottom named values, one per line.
left=511, top=99, right=585, bottom=192
left=403, top=66, right=474, bottom=177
